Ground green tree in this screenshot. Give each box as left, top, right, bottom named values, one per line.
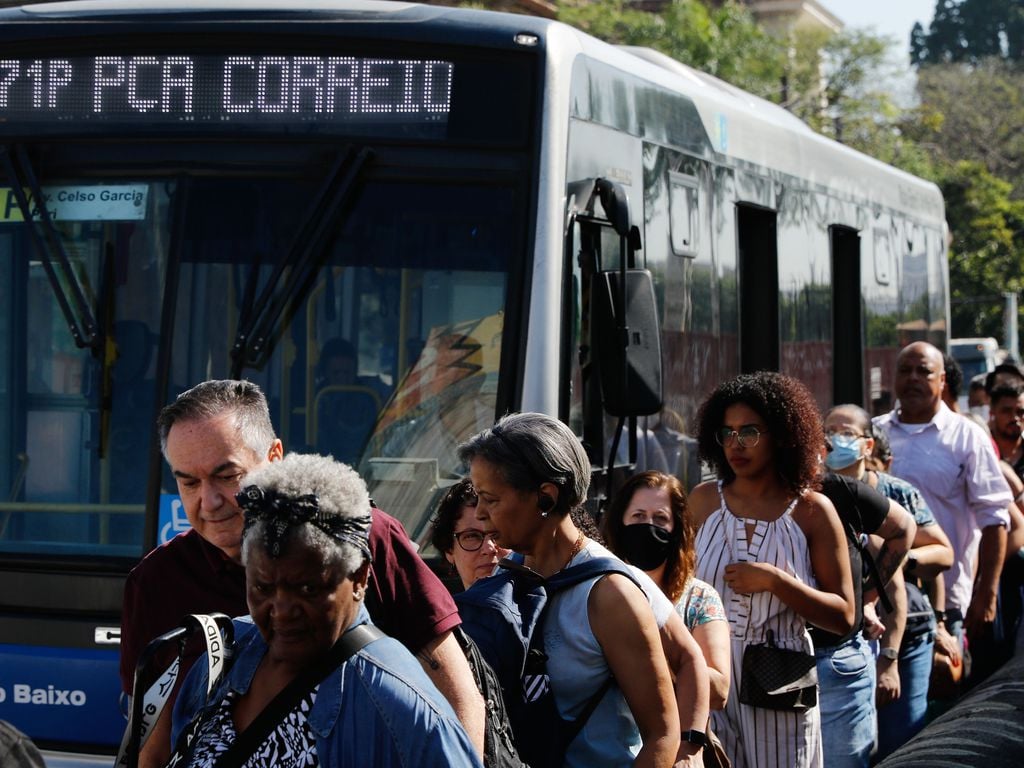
left=907, top=59, right=1024, bottom=187
left=911, top=0, right=1024, bottom=65
left=804, top=30, right=896, bottom=136
left=779, top=27, right=934, bottom=177
left=941, top=161, right=1024, bottom=336
left=557, top=0, right=786, bottom=100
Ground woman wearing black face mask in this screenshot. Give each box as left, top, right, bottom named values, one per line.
left=604, top=471, right=731, bottom=711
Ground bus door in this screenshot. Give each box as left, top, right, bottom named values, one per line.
left=737, top=203, right=779, bottom=373
left=831, top=225, right=863, bottom=405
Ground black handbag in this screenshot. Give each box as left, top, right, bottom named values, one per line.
left=739, top=630, right=818, bottom=711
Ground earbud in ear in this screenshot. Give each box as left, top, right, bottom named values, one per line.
left=538, top=494, right=555, bottom=515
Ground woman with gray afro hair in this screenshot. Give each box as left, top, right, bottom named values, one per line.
left=171, top=452, right=482, bottom=767
left=238, top=453, right=372, bottom=575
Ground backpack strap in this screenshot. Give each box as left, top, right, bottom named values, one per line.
left=535, top=557, right=642, bottom=753
left=542, top=556, right=642, bottom=595
left=117, top=613, right=235, bottom=768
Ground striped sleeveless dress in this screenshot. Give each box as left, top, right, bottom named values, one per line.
left=694, top=482, right=823, bottom=768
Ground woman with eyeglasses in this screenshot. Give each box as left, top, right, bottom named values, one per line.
left=823, top=404, right=954, bottom=761
left=688, top=372, right=855, bottom=768
left=430, top=478, right=510, bottom=590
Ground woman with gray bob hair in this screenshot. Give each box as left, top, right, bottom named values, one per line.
left=170, top=453, right=482, bottom=768
left=457, top=411, right=590, bottom=517
left=458, top=413, right=710, bottom=767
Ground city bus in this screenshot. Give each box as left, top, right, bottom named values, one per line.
left=0, top=0, right=948, bottom=760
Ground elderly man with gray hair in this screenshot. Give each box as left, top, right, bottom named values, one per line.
left=169, top=453, right=481, bottom=766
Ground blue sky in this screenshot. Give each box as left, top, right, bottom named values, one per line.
left=822, top=0, right=935, bottom=48
left=821, top=0, right=936, bottom=99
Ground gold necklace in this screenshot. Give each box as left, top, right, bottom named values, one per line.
left=564, top=530, right=586, bottom=569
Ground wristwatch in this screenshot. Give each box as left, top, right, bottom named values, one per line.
left=880, top=647, right=900, bottom=661
left=681, top=730, right=709, bottom=748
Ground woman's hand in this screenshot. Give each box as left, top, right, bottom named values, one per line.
left=861, top=601, right=886, bottom=641
left=723, top=561, right=778, bottom=594
left=673, top=751, right=703, bottom=768
left=875, top=657, right=901, bottom=706
left=933, top=624, right=961, bottom=666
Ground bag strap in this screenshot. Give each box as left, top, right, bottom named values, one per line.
left=116, top=613, right=234, bottom=768
left=543, top=556, right=641, bottom=594
left=214, top=623, right=384, bottom=768
left=835, top=475, right=893, bottom=613
left=528, top=557, right=630, bottom=744
left=561, top=675, right=614, bottom=749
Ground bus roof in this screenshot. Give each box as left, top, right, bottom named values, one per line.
left=2, top=0, right=944, bottom=223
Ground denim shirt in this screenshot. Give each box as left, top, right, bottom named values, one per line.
left=171, top=608, right=481, bottom=768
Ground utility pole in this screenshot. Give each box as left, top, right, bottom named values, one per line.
left=1004, top=291, right=1020, bottom=363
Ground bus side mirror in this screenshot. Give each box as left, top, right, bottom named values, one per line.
left=591, top=269, right=663, bottom=417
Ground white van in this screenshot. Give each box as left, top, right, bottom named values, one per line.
left=950, top=337, right=1000, bottom=412
left=950, top=337, right=1000, bottom=382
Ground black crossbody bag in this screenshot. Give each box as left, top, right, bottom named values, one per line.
left=739, top=629, right=818, bottom=711
left=168, top=623, right=384, bottom=768
left=726, top=512, right=818, bottom=713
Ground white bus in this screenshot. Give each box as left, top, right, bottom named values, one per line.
left=0, top=0, right=948, bottom=760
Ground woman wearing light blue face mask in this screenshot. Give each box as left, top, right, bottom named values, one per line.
left=823, top=405, right=955, bottom=762
left=824, top=431, right=865, bottom=472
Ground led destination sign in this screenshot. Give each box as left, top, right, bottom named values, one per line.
left=0, top=55, right=453, bottom=129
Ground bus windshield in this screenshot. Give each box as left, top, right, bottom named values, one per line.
left=0, top=145, right=521, bottom=559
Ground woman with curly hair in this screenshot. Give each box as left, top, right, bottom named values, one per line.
left=603, top=471, right=730, bottom=710
left=689, top=372, right=855, bottom=768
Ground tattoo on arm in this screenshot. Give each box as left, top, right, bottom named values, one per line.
left=417, top=648, right=441, bottom=671
left=874, top=543, right=906, bottom=589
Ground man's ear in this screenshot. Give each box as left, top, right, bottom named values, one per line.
left=352, top=559, right=371, bottom=590
left=268, top=439, right=284, bottom=462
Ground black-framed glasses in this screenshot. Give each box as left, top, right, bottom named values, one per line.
left=453, top=529, right=501, bottom=552
left=715, top=426, right=766, bottom=448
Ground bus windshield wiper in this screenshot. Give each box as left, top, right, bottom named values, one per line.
left=230, top=146, right=372, bottom=377
left=1, top=144, right=100, bottom=350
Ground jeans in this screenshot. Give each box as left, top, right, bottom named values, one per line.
left=815, top=633, right=876, bottom=768
left=875, top=632, right=934, bottom=761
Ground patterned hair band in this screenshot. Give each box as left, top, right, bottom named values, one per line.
left=237, top=485, right=371, bottom=559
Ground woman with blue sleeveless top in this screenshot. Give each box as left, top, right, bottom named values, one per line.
left=459, top=412, right=710, bottom=767
left=689, top=373, right=855, bottom=768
